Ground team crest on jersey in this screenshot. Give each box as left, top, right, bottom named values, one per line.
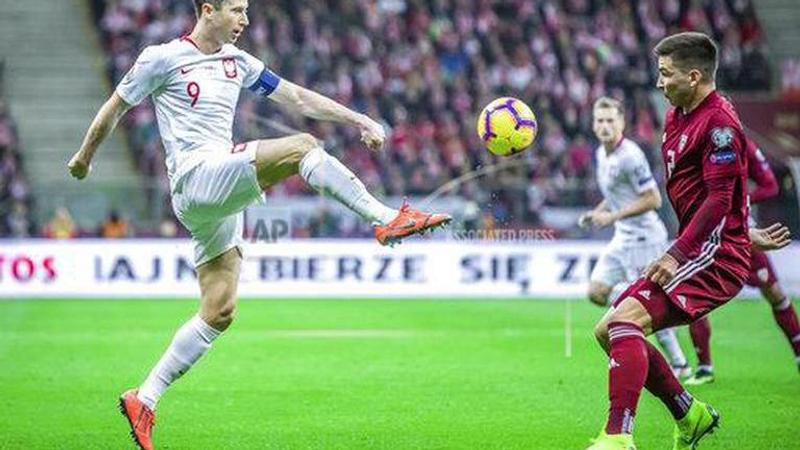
left=678, top=134, right=688, bottom=153
left=222, top=58, right=238, bottom=79
left=710, top=127, right=734, bottom=148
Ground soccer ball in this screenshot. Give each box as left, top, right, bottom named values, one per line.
left=476, top=97, right=538, bottom=156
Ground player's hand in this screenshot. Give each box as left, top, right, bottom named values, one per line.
left=357, top=115, right=386, bottom=152
left=645, top=253, right=679, bottom=286
left=750, top=223, right=791, bottom=251
left=67, top=153, right=92, bottom=180
left=591, top=211, right=616, bottom=228
left=578, top=212, right=593, bottom=229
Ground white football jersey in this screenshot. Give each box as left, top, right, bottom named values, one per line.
left=595, top=138, right=667, bottom=244
left=116, top=37, right=276, bottom=191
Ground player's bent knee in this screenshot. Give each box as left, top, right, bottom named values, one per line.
left=295, top=133, right=319, bottom=152
left=593, top=322, right=609, bottom=346
left=289, top=133, right=321, bottom=162
left=764, top=283, right=786, bottom=306
left=206, top=302, right=236, bottom=331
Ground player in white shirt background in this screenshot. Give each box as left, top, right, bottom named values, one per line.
left=578, top=97, right=690, bottom=378
left=67, top=1, right=450, bottom=448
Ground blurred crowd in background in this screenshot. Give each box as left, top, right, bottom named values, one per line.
left=0, top=0, right=789, bottom=238
left=0, top=94, right=35, bottom=238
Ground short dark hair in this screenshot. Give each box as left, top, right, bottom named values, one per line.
left=654, top=32, right=719, bottom=81
left=192, top=0, right=225, bottom=18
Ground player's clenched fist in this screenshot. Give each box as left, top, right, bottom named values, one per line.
left=645, top=252, right=679, bottom=286
left=358, top=115, right=386, bottom=152
left=67, top=153, right=91, bottom=180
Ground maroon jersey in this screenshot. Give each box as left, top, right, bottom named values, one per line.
left=746, top=138, right=779, bottom=203
left=662, top=91, right=750, bottom=281
left=619, top=92, right=754, bottom=329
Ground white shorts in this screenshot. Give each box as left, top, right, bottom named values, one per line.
left=590, top=236, right=667, bottom=287
left=171, top=142, right=264, bottom=267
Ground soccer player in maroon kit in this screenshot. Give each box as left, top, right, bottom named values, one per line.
left=686, top=138, right=800, bottom=385
left=586, top=32, right=791, bottom=450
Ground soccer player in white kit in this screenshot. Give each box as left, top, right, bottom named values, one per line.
left=67, top=1, right=450, bottom=448
left=579, top=97, right=690, bottom=377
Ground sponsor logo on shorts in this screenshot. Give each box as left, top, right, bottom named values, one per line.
left=638, top=290, right=651, bottom=300
left=677, top=295, right=687, bottom=307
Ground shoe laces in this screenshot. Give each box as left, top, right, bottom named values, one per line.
left=138, top=406, right=155, bottom=429
left=399, top=198, right=410, bottom=213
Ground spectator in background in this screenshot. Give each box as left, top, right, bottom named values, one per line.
left=6, top=201, right=33, bottom=237
left=0, top=96, right=34, bottom=238
left=42, top=207, right=77, bottom=240
left=100, top=210, right=131, bottom=239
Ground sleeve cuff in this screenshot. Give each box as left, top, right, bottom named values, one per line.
left=666, top=244, right=689, bottom=265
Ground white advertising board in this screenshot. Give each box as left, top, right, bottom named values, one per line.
left=0, top=240, right=796, bottom=298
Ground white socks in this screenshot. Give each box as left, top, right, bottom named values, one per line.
left=137, top=315, right=221, bottom=410
left=655, top=327, right=688, bottom=367
left=299, top=146, right=397, bottom=225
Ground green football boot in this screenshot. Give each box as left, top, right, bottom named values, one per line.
left=684, top=367, right=715, bottom=386
left=672, top=399, right=720, bottom=450
left=586, top=431, right=636, bottom=450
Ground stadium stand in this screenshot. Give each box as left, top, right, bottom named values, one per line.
left=0, top=68, right=35, bottom=238
left=88, top=0, right=771, bottom=237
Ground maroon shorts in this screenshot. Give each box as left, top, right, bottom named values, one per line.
left=613, top=253, right=747, bottom=330
left=745, top=250, right=778, bottom=288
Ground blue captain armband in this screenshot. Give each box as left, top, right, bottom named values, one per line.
left=249, top=68, right=281, bottom=96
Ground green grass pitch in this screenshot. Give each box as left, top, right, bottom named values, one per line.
left=0, top=298, right=797, bottom=449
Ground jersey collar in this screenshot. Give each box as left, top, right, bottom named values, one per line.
left=680, top=90, right=719, bottom=119
left=180, top=35, right=222, bottom=54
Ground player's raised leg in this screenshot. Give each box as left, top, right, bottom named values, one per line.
left=252, top=134, right=451, bottom=245
left=589, top=251, right=690, bottom=378
left=121, top=248, right=241, bottom=449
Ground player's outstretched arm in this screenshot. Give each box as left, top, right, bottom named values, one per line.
left=267, top=80, right=385, bottom=151
left=68, top=92, right=132, bottom=180
left=750, top=223, right=791, bottom=251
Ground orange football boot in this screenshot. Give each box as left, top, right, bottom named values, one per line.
left=118, top=389, right=155, bottom=450
left=374, top=200, right=452, bottom=246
